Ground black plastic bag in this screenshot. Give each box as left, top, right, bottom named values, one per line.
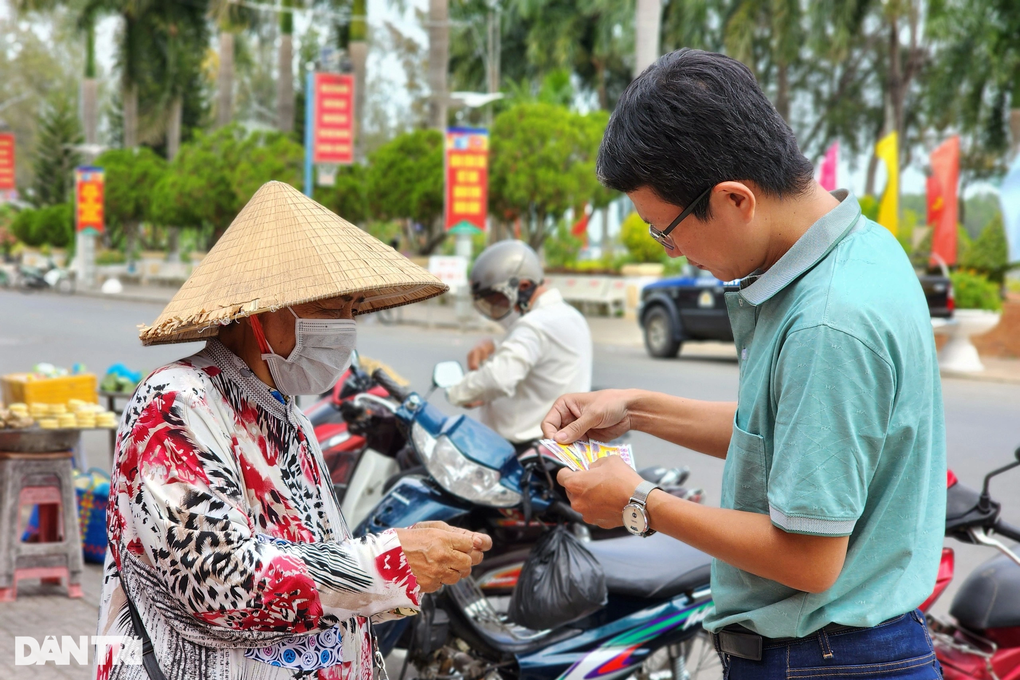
left=508, top=525, right=608, bottom=630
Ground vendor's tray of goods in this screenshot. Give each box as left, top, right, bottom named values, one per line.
left=0, top=401, right=119, bottom=452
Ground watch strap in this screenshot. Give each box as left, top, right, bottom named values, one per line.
left=630, top=480, right=661, bottom=506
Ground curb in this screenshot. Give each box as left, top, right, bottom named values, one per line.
left=75, top=288, right=174, bottom=305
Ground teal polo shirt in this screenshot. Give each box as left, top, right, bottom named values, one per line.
left=702, top=190, right=946, bottom=639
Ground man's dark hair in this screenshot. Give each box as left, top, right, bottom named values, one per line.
left=597, top=49, right=814, bottom=219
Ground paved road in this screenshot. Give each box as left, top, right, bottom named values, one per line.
left=1, top=290, right=1018, bottom=676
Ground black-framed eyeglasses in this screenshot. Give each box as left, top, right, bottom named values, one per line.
left=648, top=185, right=714, bottom=251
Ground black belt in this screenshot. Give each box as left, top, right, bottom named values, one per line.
left=714, top=622, right=867, bottom=662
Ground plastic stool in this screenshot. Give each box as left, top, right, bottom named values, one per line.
left=0, top=451, right=84, bottom=601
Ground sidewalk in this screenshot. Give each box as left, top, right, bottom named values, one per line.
left=0, top=563, right=105, bottom=679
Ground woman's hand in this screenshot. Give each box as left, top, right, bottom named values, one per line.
left=394, top=522, right=492, bottom=593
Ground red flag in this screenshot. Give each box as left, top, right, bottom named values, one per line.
left=929, top=136, right=960, bottom=266
left=926, top=174, right=944, bottom=229
left=571, top=204, right=590, bottom=247
left=819, top=142, right=838, bottom=191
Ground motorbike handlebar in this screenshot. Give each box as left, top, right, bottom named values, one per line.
left=550, top=500, right=585, bottom=524
left=995, top=519, right=1020, bottom=543
left=371, top=368, right=410, bottom=403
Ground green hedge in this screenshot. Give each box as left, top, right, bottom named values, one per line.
left=950, top=270, right=1002, bottom=312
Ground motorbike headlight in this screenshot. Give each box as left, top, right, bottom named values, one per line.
left=411, top=422, right=521, bottom=508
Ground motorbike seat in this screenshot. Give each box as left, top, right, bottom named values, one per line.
left=585, top=532, right=712, bottom=600
left=950, top=552, right=1020, bottom=631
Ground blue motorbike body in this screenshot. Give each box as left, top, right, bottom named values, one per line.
left=355, top=393, right=714, bottom=680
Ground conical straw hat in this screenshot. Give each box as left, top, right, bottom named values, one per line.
left=139, top=181, right=448, bottom=345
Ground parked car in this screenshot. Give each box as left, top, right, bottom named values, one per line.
left=639, top=266, right=954, bottom=359
left=638, top=267, right=737, bottom=358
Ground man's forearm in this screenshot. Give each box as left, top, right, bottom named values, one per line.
left=645, top=491, right=849, bottom=593
left=625, top=390, right=736, bottom=458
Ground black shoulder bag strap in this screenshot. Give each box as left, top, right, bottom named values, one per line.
left=119, top=573, right=168, bottom=680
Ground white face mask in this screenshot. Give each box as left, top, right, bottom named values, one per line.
left=261, top=308, right=357, bottom=396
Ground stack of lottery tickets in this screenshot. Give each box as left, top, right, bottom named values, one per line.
left=539, top=439, right=636, bottom=471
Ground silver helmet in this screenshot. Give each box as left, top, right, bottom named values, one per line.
left=469, top=240, right=545, bottom=320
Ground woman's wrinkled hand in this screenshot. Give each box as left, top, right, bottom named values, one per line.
left=394, top=522, right=492, bottom=592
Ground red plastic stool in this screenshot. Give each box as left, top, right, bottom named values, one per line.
left=0, top=450, right=84, bottom=601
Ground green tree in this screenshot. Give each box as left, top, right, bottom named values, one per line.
left=366, top=129, right=445, bottom=254
left=960, top=213, right=1015, bottom=285
left=924, top=0, right=1020, bottom=172
left=314, top=163, right=371, bottom=226
left=489, top=103, right=603, bottom=248
left=94, top=147, right=168, bottom=258
left=31, top=93, right=84, bottom=208
left=151, top=125, right=303, bottom=249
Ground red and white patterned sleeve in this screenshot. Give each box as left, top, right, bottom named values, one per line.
left=110, top=374, right=419, bottom=634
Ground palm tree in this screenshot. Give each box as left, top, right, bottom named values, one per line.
left=277, top=0, right=295, bottom=133
left=349, top=0, right=367, bottom=152
left=211, top=0, right=255, bottom=128
left=428, top=0, right=450, bottom=129
left=634, top=0, right=662, bottom=76
left=512, top=0, right=633, bottom=111
left=12, top=0, right=100, bottom=148
left=723, top=0, right=805, bottom=122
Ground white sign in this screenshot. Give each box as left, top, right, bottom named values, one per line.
left=428, top=255, right=469, bottom=288
left=15, top=636, right=142, bottom=666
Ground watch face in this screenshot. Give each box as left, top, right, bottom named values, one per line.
left=623, top=502, right=648, bottom=535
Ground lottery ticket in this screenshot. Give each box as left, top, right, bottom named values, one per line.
left=539, top=439, right=637, bottom=471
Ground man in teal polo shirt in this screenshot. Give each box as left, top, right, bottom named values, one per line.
left=543, top=49, right=945, bottom=679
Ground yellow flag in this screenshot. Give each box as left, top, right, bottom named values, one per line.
left=875, top=131, right=899, bottom=235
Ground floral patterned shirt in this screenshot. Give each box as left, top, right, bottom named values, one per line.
left=95, top=340, right=419, bottom=680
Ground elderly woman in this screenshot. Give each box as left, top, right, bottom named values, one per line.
left=95, top=182, right=491, bottom=680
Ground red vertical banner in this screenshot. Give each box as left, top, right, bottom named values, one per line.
left=930, top=136, right=960, bottom=266
left=444, top=128, right=489, bottom=232
left=75, top=167, right=105, bottom=234
left=312, top=73, right=355, bottom=165
left=0, top=134, right=15, bottom=191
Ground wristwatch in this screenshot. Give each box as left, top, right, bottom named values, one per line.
left=623, top=480, right=661, bottom=537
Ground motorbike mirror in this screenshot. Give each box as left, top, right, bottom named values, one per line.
left=978, top=449, right=1020, bottom=513
left=433, top=361, right=465, bottom=389
left=349, top=349, right=360, bottom=371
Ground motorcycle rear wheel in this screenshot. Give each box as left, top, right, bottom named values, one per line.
left=641, top=631, right=722, bottom=680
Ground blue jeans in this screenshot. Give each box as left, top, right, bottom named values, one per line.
left=715, top=610, right=942, bottom=679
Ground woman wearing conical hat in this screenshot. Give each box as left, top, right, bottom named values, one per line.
left=94, top=182, right=491, bottom=680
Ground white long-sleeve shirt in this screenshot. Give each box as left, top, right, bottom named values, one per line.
left=447, top=288, right=593, bottom=443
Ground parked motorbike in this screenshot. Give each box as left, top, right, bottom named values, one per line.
left=920, top=448, right=1020, bottom=679
left=15, top=261, right=75, bottom=294
left=313, top=356, right=703, bottom=540
left=354, top=363, right=721, bottom=680
left=304, top=353, right=407, bottom=528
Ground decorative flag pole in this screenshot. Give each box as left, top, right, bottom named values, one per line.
left=875, top=132, right=899, bottom=235
left=819, top=142, right=839, bottom=192
left=929, top=136, right=960, bottom=266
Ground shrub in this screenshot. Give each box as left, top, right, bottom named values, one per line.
left=950, top=270, right=1002, bottom=312
left=544, top=221, right=584, bottom=270
left=10, top=208, right=42, bottom=246
left=96, top=250, right=127, bottom=265
left=34, top=204, right=74, bottom=248
left=620, top=212, right=666, bottom=263
left=960, top=214, right=1011, bottom=284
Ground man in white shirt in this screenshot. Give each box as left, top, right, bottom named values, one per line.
left=446, top=241, right=593, bottom=446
